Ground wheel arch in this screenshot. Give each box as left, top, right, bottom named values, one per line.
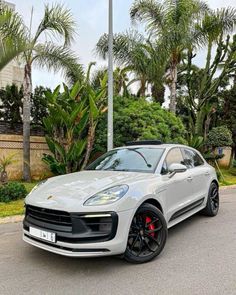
left=140, top=198, right=164, bottom=213
left=211, top=179, right=219, bottom=188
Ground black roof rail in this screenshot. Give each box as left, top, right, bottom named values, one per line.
left=126, top=140, right=163, bottom=146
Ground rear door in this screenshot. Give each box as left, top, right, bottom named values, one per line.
left=181, top=148, right=210, bottom=201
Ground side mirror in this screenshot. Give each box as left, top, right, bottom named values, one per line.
left=168, top=163, right=187, bottom=178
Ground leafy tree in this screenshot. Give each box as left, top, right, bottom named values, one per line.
left=43, top=69, right=107, bottom=175
left=178, top=16, right=236, bottom=137
left=42, top=83, right=88, bottom=175
left=94, top=96, right=187, bottom=154
left=31, top=86, right=50, bottom=126
left=218, top=85, right=236, bottom=156
left=183, top=5, right=236, bottom=135
left=0, top=84, right=23, bottom=125
left=130, top=0, right=209, bottom=113
left=206, top=126, right=233, bottom=148
left=0, top=84, right=50, bottom=128
left=80, top=62, right=107, bottom=169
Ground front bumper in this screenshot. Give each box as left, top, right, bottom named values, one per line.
left=23, top=206, right=135, bottom=257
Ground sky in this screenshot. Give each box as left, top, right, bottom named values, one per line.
left=10, top=0, right=236, bottom=90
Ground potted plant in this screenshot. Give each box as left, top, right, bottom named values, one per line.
left=0, top=154, right=17, bottom=184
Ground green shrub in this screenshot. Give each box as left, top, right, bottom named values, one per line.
left=0, top=182, right=27, bottom=203
left=206, top=126, right=233, bottom=148
left=94, top=97, right=187, bottom=154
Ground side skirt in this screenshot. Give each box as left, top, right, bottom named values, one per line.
left=169, top=197, right=205, bottom=222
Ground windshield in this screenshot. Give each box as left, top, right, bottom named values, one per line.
left=86, top=147, right=165, bottom=173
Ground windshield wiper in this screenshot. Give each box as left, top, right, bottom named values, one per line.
left=128, top=148, right=152, bottom=168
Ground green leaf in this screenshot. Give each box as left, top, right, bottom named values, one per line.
left=73, top=110, right=89, bottom=136
left=70, top=101, right=85, bottom=123
left=67, top=139, right=86, bottom=161
left=45, top=135, right=56, bottom=154
left=51, top=85, right=61, bottom=102
left=89, top=95, right=99, bottom=119
left=70, top=81, right=82, bottom=99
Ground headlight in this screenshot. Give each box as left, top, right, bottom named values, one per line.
left=84, top=185, right=129, bottom=206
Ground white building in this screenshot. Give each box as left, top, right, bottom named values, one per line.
left=0, top=1, right=24, bottom=89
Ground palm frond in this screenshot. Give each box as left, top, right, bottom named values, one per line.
left=96, top=30, right=145, bottom=64
left=130, top=0, right=165, bottom=34
left=197, top=7, right=236, bottom=43
left=33, top=42, right=83, bottom=83
left=34, top=3, right=76, bottom=46
left=215, top=7, right=236, bottom=34
left=0, top=5, right=28, bottom=70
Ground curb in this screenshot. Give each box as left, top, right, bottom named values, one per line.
left=0, top=215, right=23, bottom=225
left=220, top=184, right=236, bottom=191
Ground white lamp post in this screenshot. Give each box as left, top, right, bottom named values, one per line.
left=107, top=0, right=113, bottom=151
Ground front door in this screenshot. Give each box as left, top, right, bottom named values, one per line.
left=160, top=148, right=193, bottom=222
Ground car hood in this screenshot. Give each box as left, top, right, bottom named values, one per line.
left=26, top=170, right=156, bottom=210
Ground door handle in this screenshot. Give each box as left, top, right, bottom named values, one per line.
left=205, top=172, right=210, bottom=176
left=187, top=176, right=193, bottom=181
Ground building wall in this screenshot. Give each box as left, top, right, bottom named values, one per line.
left=0, top=134, right=52, bottom=180
left=0, top=60, right=24, bottom=89
left=0, top=1, right=24, bottom=89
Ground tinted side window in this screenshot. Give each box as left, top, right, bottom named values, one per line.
left=183, top=149, right=204, bottom=168
left=161, top=148, right=184, bottom=174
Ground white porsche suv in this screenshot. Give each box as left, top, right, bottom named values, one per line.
left=23, top=141, right=219, bottom=263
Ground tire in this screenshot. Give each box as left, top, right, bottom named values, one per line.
left=124, top=203, right=167, bottom=264
left=201, top=182, right=219, bottom=217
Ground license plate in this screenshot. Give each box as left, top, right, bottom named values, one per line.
left=29, top=227, right=56, bottom=243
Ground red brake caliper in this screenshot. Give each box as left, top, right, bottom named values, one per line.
left=146, top=216, right=155, bottom=237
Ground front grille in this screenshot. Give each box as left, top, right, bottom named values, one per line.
left=26, top=205, right=72, bottom=226
left=24, top=205, right=118, bottom=243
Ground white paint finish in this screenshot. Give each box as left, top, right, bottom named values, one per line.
left=24, top=144, right=218, bottom=257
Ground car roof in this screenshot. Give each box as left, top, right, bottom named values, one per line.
left=115, top=144, right=192, bottom=150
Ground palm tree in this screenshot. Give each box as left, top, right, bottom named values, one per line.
left=91, top=66, right=131, bottom=96
left=19, top=4, right=79, bottom=181
left=96, top=31, right=164, bottom=98
left=130, top=0, right=209, bottom=113
left=0, top=4, right=26, bottom=70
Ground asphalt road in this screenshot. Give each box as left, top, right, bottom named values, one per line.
left=0, top=188, right=236, bottom=295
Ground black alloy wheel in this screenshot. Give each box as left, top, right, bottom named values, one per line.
left=124, top=203, right=167, bottom=263
left=201, top=182, right=219, bottom=217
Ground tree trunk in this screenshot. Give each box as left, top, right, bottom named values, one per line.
left=204, top=115, right=211, bottom=141
left=138, top=78, right=146, bottom=97
left=0, top=170, right=8, bottom=184
left=195, top=108, right=205, bottom=136
left=81, top=122, right=96, bottom=170
left=22, top=62, right=32, bottom=181
left=169, top=63, right=177, bottom=114
left=151, top=83, right=165, bottom=105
